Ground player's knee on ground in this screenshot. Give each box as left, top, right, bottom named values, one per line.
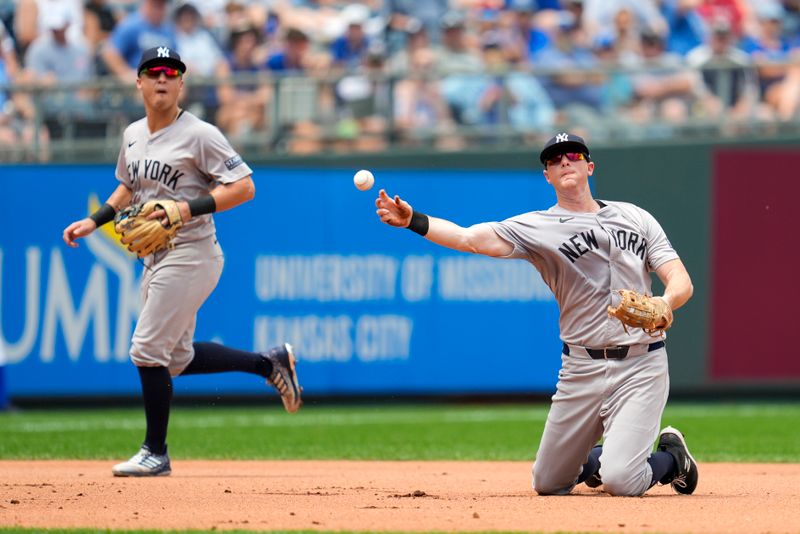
left=599, top=463, right=648, bottom=497
left=532, top=471, right=576, bottom=496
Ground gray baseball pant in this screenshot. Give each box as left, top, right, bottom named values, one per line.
left=532, top=346, right=669, bottom=496
left=130, top=236, right=224, bottom=375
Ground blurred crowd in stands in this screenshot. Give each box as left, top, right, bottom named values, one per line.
left=1, top=0, right=800, bottom=160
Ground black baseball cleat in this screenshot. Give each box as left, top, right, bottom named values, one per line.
left=263, top=343, right=303, bottom=413
left=584, top=472, right=602, bottom=488
left=658, top=426, right=698, bottom=495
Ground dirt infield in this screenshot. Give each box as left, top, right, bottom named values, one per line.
left=0, top=461, right=797, bottom=533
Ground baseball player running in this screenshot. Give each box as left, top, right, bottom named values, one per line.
left=62, top=47, right=302, bottom=477
left=375, top=133, right=699, bottom=496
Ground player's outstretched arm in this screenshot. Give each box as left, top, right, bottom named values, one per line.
left=375, top=189, right=513, bottom=257
left=63, top=184, right=132, bottom=248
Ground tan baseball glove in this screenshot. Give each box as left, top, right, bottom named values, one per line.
left=607, top=289, right=673, bottom=337
left=114, top=199, right=183, bottom=258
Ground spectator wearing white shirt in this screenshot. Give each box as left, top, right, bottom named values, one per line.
left=14, top=0, right=84, bottom=53
left=582, top=0, right=667, bottom=39
left=24, top=7, right=96, bottom=123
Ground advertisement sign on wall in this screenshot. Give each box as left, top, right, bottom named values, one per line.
left=1, top=165, right=563, bottom=398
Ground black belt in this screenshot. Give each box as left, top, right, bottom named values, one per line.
left=562, top=340, right=665, bottom=360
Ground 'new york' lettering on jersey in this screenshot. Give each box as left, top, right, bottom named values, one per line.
left=558, top=227, right=648, bottom=263
left=116, top=111, right=253, bottom=245
left=488, top=200, right=678, bottom=347
left=126, top=159, right=185, bottom=190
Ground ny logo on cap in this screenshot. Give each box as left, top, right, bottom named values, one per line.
left=157, top=47, right=170, bottom=58
left=556, top=133, right=569, bottom=143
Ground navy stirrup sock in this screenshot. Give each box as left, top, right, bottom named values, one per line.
left=577, top=445, right=603, bottom=483
left=137, top=366, right=172, bottom=456
left=648, top=450, right=677, bottom=486
left=181, top=342, right=272, bottom=377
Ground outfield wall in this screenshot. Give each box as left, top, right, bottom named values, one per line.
left=2, top=140, right=798, bottom=401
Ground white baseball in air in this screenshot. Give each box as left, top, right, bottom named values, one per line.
left=353, top=169, right=375, bottom=191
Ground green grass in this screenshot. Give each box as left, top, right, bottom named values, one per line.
left=1, top=402, right=798, bottom=462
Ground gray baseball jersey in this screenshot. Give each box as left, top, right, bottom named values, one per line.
left=115, top=110, right=253, bottom=245
left=488, top=200, right=679, bottom=496
left=116, top=110, right=252, bottom=372
left=488, top=200, right=678, bottom=347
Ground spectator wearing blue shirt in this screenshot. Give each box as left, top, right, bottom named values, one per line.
left=503, top=0, right=550, bottom=61
left=660, top=0, right=707, bottom=56
left=739, top=3, right=794, bottom=113
left=267, top=28, right=310, bottom=72
left=525, top=0, right=561, bottom=10
left=102, top=0, right=176, bottom=81
left=526, top=0, right=587, bottom=57
left=330, top=4, right=370, bottom=71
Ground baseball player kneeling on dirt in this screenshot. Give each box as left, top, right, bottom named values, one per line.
left=374, top=133, right=699, bottom=496
left=62, top=47, right=302, bottom=477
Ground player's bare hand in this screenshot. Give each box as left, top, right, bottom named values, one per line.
left=375, top=189, right=413, bottom=228
left=62, top=218, right=97, bottom=248
left=146, top=203, right=189, bottom=226
left=146, top=209, right=167, bottom=226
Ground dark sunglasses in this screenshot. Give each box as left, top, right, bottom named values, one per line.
left=139, top=66, right=182, bottom=79
left=545, top=152, right=588, bottom=166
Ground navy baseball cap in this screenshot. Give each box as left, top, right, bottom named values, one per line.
left=539, top=132, right=591, bottom=164
left=137, top=46, right=187, bottom=75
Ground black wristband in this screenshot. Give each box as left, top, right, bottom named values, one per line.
left=188, top=195, right=216, bottom=217
left=407, top=210, right=429, bottom=236
left=89, top=203, right=116, bottom=227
